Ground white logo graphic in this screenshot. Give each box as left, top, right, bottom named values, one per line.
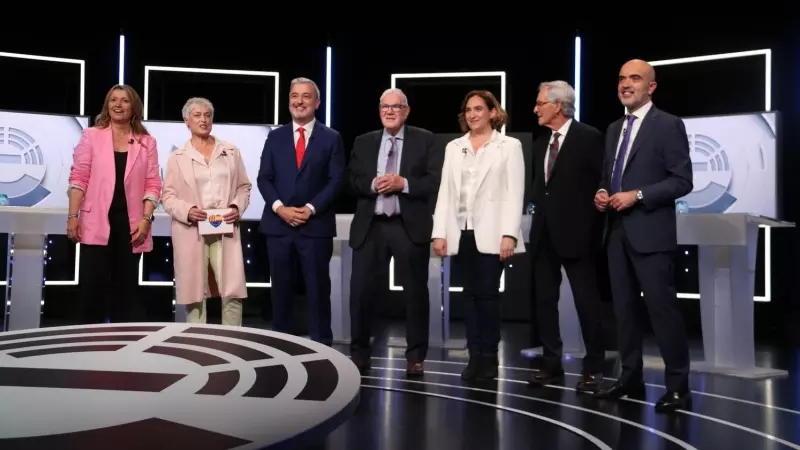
left=681, top=133, right=737, bottom=213
left=0, top=323, right=360, bottom=449
left=0, top=127, right=55, bottom=206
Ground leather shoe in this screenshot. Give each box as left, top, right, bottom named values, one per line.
left=594, top=380, right=646, bottom=400
left=655, top=390, right=691, bottom=413
left=575, top=373, right=603, bottom=394
left=352, top=355, right=371, bottom=374
left=406, top=361, right=424, bottom=377
left=528, top=369, right=565, bottom=386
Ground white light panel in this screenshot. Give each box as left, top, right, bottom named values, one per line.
left=0, top=51, right=85, bottom=287
left=326, top=46, right=332, bottom=126
left=648, top=48, right=772, bottom=302
left=389, top=71, right=508, bottom=292
left=118, top=35, right=125, bottom=85
left=574, top=36, right=582, bottom=121
left=143, top=65, right=280, bottom=123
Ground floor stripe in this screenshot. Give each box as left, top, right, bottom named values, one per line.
left=364, top=374, right=698, bottom=450
left=370, top=356, right=800, bottom=416
left=360, top=381, right=612, bottom=450
left=369, top=366, right=800, bottom=450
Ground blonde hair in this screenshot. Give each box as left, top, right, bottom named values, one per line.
left=457, top=90, right=508, bottom=133
left=94, top=84, right=149, bottom=136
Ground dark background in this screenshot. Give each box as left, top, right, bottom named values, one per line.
left=1, top=18, right=798, bottom=344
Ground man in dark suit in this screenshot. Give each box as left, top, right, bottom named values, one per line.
left=347, top=88, right=442, bottom=376
left=257, top=77, right=345, bottom=346
left=594, top=60, right=693, bottom=412
left=527, top=81, right=606, bottom=393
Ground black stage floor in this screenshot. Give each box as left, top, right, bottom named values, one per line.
left=301, top=321, right=799, bottom=450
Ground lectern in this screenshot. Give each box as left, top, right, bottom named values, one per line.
left=677, top=212, right=794, bottom=379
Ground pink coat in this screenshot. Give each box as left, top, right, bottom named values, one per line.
left=161, top=139, right=252, bottom=305
left=68, top=126, right=162, bottom=252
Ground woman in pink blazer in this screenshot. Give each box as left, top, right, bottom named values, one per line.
left=67, top=84, right=162, bottom=324
left=161, top=97, right=251, bottom=326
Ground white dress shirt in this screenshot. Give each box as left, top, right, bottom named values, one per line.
left=272, top=118, right=317, bottom=215
left=598, top=101, right=654, bottom=194
left=457, top=144, right=487, bottom=230
left=544, top=118, right=572, bottom=182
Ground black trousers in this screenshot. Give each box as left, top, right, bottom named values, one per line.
left=79, top=215, right=142, bottom=324
left=606, top=217, right=689, bottom=392
left=532, top=225, right=605, bottom=374
left=457, top=231, right=504, bottom=355
left=350, top=216, right=430, bottom=361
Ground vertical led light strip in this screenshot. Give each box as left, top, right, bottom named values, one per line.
left=573, top=36, right=581, bottom=121
left=325, top=46, right=332, bottom=126
left=118, top=34, right=125, bottom=85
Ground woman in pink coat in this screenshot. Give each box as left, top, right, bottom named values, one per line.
left=161, top=97, right=252, bottom=326
left=67, top=84, right=161, bottom=324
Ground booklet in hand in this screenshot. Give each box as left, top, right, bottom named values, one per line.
left=198, top=209, right=234, bottom=235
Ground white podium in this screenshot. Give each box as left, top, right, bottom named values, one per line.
left=677, top=213, right=794, bottom=379
left=0, top=208, right=448, bottom=351
left=517, top=214, right=608, bottom=359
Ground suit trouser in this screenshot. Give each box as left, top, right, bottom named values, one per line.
left=458, top=231, right=504, bottom=355
left=532, top=225, right=605, bottom=374
left=267, top=234, right=333, bottom=345
left=606, top=217, right=690, bottom=392
left=350, top=216, right=430, bottom=362
left=186, top=235, right=243, bottom=326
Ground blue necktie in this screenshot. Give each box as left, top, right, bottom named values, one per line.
left=610, top=114, right=637, bottom=193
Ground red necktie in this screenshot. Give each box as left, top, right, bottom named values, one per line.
left=296, top=127, right=306, bottom=168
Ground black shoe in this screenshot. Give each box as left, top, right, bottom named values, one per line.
left=461, top=353, right=481, bottom=380
left=475, top=354, right=498, bottom=380
left=351, top=354, right=371, bottom=374
left=529, top=369, right=565, bottom=386
left=655, top=390, right=691, bottom=413
left=594, top=380, right=646, bottom=399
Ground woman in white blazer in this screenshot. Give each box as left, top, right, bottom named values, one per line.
left=432, top=90, right=526, bottom=381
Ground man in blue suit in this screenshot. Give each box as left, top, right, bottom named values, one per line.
left=593, top=60, right=693, bottom=412
left=257, top=77, right=345, bottom=345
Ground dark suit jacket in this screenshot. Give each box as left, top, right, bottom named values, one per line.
left=599, top=105, right=693, bottom=253
left=347, top=125, right=443, bottom=249
left=257, top=120, right=345, bottom=238
left=529, top=119, right=605, bottom=258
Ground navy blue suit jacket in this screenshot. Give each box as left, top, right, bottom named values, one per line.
left=257, top=120, right=345, bottom=238
left=599, top=105, right=693, bottom=253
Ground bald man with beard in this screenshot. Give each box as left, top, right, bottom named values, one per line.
left=593, top=59, right=693, bottom=413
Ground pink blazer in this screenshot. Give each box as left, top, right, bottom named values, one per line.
left=68, top=126, right=162, bottom=252
left=161, top=138, right=252, bottom=305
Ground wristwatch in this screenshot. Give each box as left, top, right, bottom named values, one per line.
left=142, top=213, right=154, bottom=223
left=636, top=190, right=644, bottom=202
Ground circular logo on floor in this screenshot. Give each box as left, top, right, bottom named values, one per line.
left=0, top=323, right=360, bottom=449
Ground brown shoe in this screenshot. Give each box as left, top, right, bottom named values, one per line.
left=406, top=361, right=424, bottom=377
left=528, top=369, right=565, bottom=386
left=575, top=373, right=603, bottom=394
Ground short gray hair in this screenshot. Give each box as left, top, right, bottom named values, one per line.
left=182, top=97, right=214, bottom=121
left=538, top=80, right=576, bottom=118
left=379, top=88, right=408, bottom=105
left=290, top=77, right=321, bottom=99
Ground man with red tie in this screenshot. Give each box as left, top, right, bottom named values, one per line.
left=257, top=77, right=346, bottom=345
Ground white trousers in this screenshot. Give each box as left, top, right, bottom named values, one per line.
left=186, top=235, right=243, bottom=326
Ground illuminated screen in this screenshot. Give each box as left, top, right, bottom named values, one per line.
left=679, top=111, right=778, bottom=217
left=0, top=110, right=276, bottom=221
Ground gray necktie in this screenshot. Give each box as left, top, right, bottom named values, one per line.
left=383, top=137, right=397, bottom=216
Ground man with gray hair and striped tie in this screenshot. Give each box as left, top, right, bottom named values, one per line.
left=527, top=80, right=607, bottom=394
left=347, top=88, right=443, bottom=376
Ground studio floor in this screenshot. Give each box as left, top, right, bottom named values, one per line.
left=294, top=321, right=799, bottom=450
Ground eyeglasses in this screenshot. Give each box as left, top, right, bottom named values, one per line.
left=380, top=104, right=407, bottom=112
left=535, top=101, right=555, bottom=108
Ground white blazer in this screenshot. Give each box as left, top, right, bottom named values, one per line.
left=432, top=130, right=526, bottom=255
